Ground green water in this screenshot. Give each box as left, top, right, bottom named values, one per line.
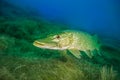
left=0, top=17, right=120, bottom=80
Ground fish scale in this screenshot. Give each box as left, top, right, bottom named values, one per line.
left=33, top=30, right=101, bottom=59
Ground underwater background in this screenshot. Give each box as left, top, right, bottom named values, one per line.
left=0, top=0, right=120, bottom=80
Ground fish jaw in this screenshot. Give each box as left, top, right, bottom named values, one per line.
left=33, top=40, right=68, bottom=50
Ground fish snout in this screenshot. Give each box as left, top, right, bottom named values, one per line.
left=33, top=41, right=45, bottom=46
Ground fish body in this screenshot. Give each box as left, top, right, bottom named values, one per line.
left=33, top=30, right=101, bottom=58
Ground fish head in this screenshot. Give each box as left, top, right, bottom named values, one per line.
left=33, top=31, right=73, bottom=50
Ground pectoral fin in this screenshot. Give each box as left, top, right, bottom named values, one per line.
left=84, top=50, right=93, bottom=58
left=68, top=49, right=81, bottom=59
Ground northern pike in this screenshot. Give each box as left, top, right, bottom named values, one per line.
left=33, top=30, right=101, bottom=59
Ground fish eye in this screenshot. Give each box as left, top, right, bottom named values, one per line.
left=56, top=35, right=60, bottom=39
left=53, top=35, right=61, bottom=39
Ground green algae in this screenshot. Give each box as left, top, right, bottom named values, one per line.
left=0, top=17, right=119, bottom=80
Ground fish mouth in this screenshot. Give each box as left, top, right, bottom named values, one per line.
left=33, top=40, right=68, bottom=50
left=33, top=40, right=58, bottom=48
left=33, top=41, right=45, bottom=46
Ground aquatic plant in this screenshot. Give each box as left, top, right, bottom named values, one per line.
left=0, top=35, right=15, bottom=52
left=100, top=66, right=117, bottom=80
left=0, top=16, right=120, bottom=80
left=0, top=67, right=16, bottom=80
left=0, top=55, right=101, bottom=80
left=0, top=17, right=68, bottom=41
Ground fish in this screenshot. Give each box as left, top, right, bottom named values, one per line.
left=33, top=30, right=101, bottom=59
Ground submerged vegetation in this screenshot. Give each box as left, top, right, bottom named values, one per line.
left=0, top=16, right=120, bottom=80
left=100, top=66, right=117, bottom=80
left=0, top=0, right=120, bottom=80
